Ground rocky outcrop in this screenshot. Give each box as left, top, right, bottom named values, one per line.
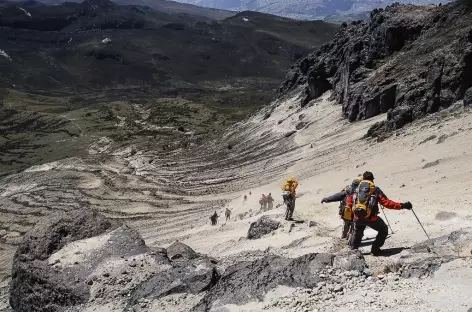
left=247, top=215, right=281, bottom=239
left=166, top=241, right=199, bottom=260
left=9, top=210, right=119, bottom=312
left=280, top=2, right=472, bottom=137
left=9, top=210, right=219, bottom=312
left=11, top=209, right=471, bottom=311
left=191, top=253, right=335, bottom=311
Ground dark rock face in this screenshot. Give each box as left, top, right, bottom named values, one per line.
left=10, top=210, right=119, bottom=312
left=191, top=253, right=334, bottom=311
left=129, top=256, right=220, bottom=304
left=247, top=215, right=281, bottom=239
left=280, top=2, right=472, bottom=136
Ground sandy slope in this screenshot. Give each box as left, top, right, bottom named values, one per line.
left=1, top=90, right=472, bottom=311
left=181, top=91, right=472, bottom=255
left=171, top=91, right=472, bottom=311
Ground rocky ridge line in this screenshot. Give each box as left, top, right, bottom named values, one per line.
left=279, top=2, right=472, bottom=139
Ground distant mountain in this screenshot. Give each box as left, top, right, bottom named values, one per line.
left=0, top=1, right=338, bottom=90
left=171, top=0, right=452, bottom=20
left=6, top=0, right=236, bottom=20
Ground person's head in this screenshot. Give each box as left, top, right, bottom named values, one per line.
left=269, top=193, right=271, bottom=195
left=286, top=178, right=293, bottom=184
left=363, top=171, right=375, bottom=181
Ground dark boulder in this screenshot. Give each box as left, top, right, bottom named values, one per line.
left=166, top=241, right=199, bottom=260
left=279, top=3, right=472, bottom=135
left=247, top=216, right=281, bottom=239
left=129, top=256, right=220, bottom=304
left=191, top=253, right=333, bottom=311
left=10, top=210, right=119, bottom=312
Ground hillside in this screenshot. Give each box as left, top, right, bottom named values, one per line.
left=173, top=0, right=451, bottom=20
left=0, top=0, right=338, bottom=174
left=6, top=0, right=236, bottom=20
left=2, top=1, right=472, bottom=312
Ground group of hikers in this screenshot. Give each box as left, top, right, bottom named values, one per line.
left=209, top=170, right=412, bottom=256
left=320, top=171, right=412, bottom=256
left=259, top=193, right=275, bottom=211
left=209, top=208, right=232, bottom=225
left=280, top=172, right=412, bottom=255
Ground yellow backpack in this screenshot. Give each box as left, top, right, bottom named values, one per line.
left=342, top=205, right=353, bottom=221
left=353, top=180, right=376, bottom=219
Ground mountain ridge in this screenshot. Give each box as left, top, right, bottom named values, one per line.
left=5, top=0, right=236, bottom=20
left=279, top=1, right=472, bottom=138
left=173, top=0, right=451, bottom=20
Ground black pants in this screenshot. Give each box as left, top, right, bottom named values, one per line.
left=341, top=220, right=352, bottom=239
left=351, top=217, right=388, bottom=251
left=286, top=198, right=295, bottom=219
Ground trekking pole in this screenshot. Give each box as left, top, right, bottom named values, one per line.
left=380, top=204, right=394, bottom=234
left=411, top=209, right=431, bottom=241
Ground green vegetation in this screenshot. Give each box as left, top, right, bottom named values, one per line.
left=0, top=0, right=338, bottom=174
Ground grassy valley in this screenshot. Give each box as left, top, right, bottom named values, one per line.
left=0, top=0, right=338, bottom=174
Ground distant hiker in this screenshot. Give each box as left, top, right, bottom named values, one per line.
left=259, top=194, right=267, bottom=210
left=244, top=195, right=247, bottom=201
left=225, top=208, right=231, bottom=221
left=346, top=171, right=412, bottom=256
left=249, top=191, right=252, bottom=195
left=281, top=178, right=299, bottom=221
left=210, top=211, right=219, bottom=226
left=321, top=175, right=362, bottom=240
left=266, top=193, right=274, bottom=210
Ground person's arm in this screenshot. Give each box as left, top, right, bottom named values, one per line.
left=321, top=191, right=347, bottom=203
left=376, top=188, right=402, bottom=210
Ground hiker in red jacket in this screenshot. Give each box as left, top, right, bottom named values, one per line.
left=346, top=171, right=412, bottom=256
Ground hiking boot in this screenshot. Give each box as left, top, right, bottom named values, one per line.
left=286, top=217, right=294, bottom=221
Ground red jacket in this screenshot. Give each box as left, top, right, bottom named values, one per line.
left=346, top=187, right=401, bottom=221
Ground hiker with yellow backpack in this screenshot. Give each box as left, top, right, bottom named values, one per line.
left=321, top=175, right=362, bottom=240
left=346, top=171, right=412, bottom=256
left=281, top=178, right=299, bottom=221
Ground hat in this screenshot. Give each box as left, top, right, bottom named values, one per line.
left=363, top=171, right=375, bottom=181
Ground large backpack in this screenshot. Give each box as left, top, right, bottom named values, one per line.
left=353, top=180, right=377, bottom=219
left=282, top=184, right=292, bottom=204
